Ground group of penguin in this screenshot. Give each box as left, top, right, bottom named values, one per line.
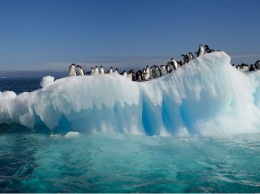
left=68, top=44, right=259, bottom=81
left=233, top=60, right=260, bottom=72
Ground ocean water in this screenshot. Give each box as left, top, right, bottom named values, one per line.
left=0, top=78, right=260, bottom=193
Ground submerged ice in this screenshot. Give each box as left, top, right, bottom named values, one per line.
left=1, top=51, right=260, bottom=136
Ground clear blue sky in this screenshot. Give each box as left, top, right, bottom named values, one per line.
left=0, top=0, right=260, bottom=77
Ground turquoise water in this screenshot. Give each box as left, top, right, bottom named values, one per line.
left=0, top=78, right=260, bottom=192
left=1, top=126, right=260, bottom=193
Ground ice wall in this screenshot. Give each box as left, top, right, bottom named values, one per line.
left=1, top=51, right=260, bottom=136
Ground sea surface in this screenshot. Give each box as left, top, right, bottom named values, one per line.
left=0, top=78, right=260, bottom=193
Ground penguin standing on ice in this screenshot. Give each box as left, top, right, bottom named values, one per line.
left=204, top=45, right=214, bottom=53
left=108, top=66, right=113, bottom=74
left=188, top=52, right=195, bottom=61
left=136, top=70, right=143, bottom=82
left=142, top=68, right=150, bottom=81
left=254, top=60, right=260, bottom=70
left=90, top=67, right=94, bottom=75
left=114, top=68, right=119, bottom=74
left=170, top=58, right=178, bottom=70
left=154, top=66, right=161, bottom=78
left=99, top=66, right=105, bottom=75
left=69, top=64, right=77, bottom=76
left=121, top=70, right=127, bottom=77
left=160, top=65, right=167, bottom=76
left=197, top=44, right=205, bottom=57
left=127, top=69, right=134, bottom=81
left=182, top=54, right=189, bottom=64
left=76, top=65, right=85, bottom=76
left=93, top=66, right=99, bottom=75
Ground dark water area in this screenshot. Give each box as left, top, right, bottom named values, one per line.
left=0, top=78, right=41, bottom=94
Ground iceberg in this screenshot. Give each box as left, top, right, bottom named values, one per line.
left=1, top=51, right=260, bottom=136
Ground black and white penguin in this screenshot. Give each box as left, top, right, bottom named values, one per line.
left=204, top=45, right=213, bottom=53
left=178, top=60, right=184, bottom=67
left=197, top=44, right=205, bottom=57
left=142, top=68, right=150, bottom=81
left=254, top=60, right=260, bottom=70
left=136, top=70, right=143, bottom=82
left=171, top=58, right=178, bottom=70
left=151, top=65, right=157, bottom=78
left=160, top=65, right=167, bottom=76
left=121, top=70, right=127, bottom=77
left=108, top=66, right=113, bottom=74
left=249, top=64, right=256, bottom=71
left=99, top=66, right=105, bottom=75
left=188, top=52, right=195, bottom=61
left=69, top=64, right=77, bottom=76
left=127, top=69, right=134, bottom=81
left=166, top=64, right=171, bottom=74
left=90, top=67, right=94, bottom=75
left=94, top=66, right=99, bottom=75
left=154, top=66, right=161, bottom=78
left=241, top=63, right=249, bottom=72
left=114, top=68, right=119, bottom=74
left=76, top=65, right=85, bottom=76
left=182, top=54, right=189, bottom=64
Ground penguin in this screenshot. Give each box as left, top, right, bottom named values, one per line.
left=136, top=70, right=143, bottom=82
left=114, top=68, right=119, bottom=74
left=121, top=70, right=127, bottom=77
left=166, top=64, right=171, bottom=74
left=236, top=64, right=241, bottom=69
left=160, top=65, right=167, bottom=76
left=204, top=45, right=213, bottom=53
left=148, top=66, right=153, bottom=80
left=149, top=67, right=154, bottom=79
left=155, top=66, right=162, bottom=78
left=197, top=44, right=205, bottom=57
left=69, top=64, right=77, bottom=76
left=151, top=65, right=157, bottom=78
left=76, top=65, right=85, bottom=76
left=170, top=58, right=178, bottom=70
left=249, top=64, right=256, bottom=71
left=145, top=65, right=153, bottom=79
left=254, top=60, right=260, bottom=70
left=241, top=63, right=249, bottom=72
left=132, top=71, right=137, bottom=81
left=90, top=67, right=94, bottom=75
left=127, top=69, right=134, bottom=81
left=145, top=65, right=150, bottom=74
left=142, top=68, right=150, bottom=81
left=99, top=66, right=105, bottom=75
left=93, top=66, right=99, bottom=75
left=108, top=66, right=113, bottom=74
left=182, top=54, right=189, bottom=64
left=188, top=52, right=195, bottom=61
